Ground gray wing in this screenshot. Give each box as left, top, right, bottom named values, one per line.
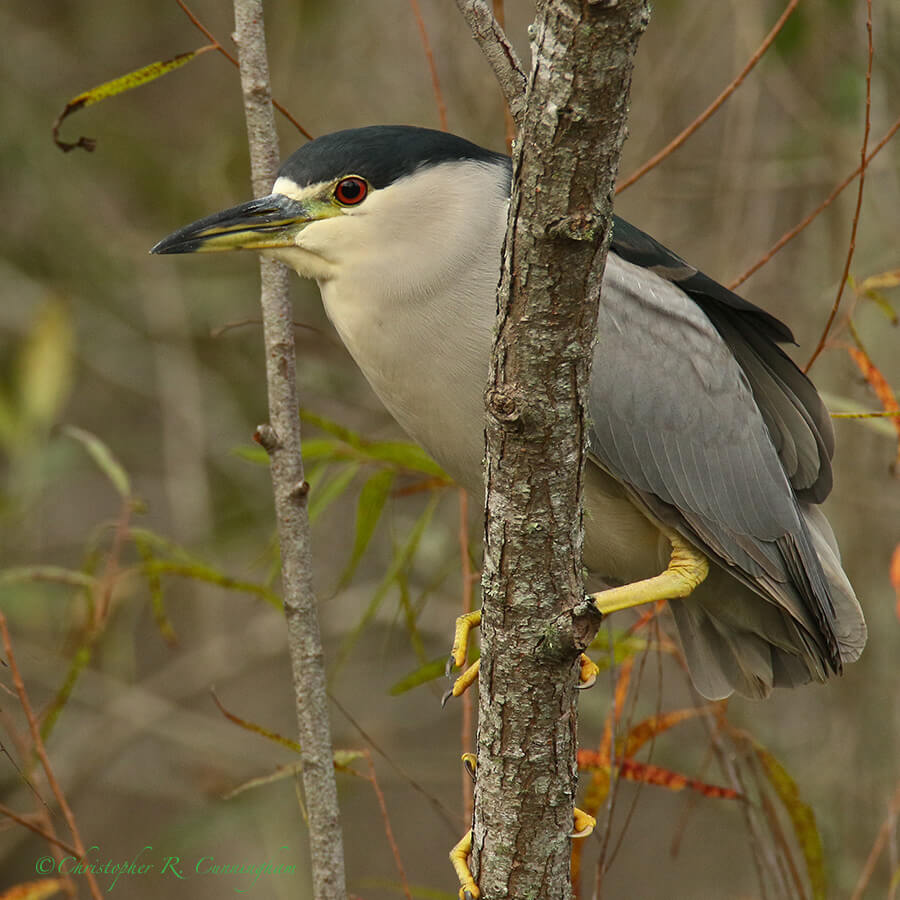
left=611, top=215, right=834, bottom=503
left=589, top=252, right=843, bottom=672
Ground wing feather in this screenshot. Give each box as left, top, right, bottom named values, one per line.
left=590, top=252, right=842, bottom=671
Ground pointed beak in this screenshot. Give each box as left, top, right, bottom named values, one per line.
left=151, top=193, right=332, bottom=255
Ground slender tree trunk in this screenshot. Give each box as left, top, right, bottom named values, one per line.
left=470, top=2, right=649, bottom=896
left=232, top=3, right=347, bottom=898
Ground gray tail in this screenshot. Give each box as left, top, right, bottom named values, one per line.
left=669, top=504, right=865, bottom=700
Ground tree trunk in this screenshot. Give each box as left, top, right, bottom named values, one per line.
left=472, top=2, right=649, bottom=896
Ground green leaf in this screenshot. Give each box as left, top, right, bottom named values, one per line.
left=300, top=408, right=450, bottom=478
left=337, top=469, right=395, bottom=589
left=0, top=565, right=96, bottom=590
left=300, top=408, right=368, bottom=447
left=142, top=559, right=282, bottom=609
left=41, top=645, right=93, bottom=742
left=61, top=425, right=131, bottom=498
left=223, top=764, right=304, bottom=800
left=755, top=744, right=826, bottom=900
left=333, top=492, right=442, bottom=675
left=820, top=391, right=900, bottom=438
left=390, top=656, right=453, bottom=695
left=308, top=463, right=360, bottom=523
left=362, top=441, right=448, bottom=479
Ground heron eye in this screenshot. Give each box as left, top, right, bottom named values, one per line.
left=334, top=177, right=368, bottom=206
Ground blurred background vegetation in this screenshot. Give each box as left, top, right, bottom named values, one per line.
left=1, top=1, right=898, bottom=898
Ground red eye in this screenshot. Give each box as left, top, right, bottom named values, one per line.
left=334, top=177, right=368, bottom=206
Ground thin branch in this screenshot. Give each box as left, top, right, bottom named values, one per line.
left=231, top=3, right=346, bottom=898
left=0, top=802, right=81, bottom=858
left=329, top=692, right=459, bottom=832
left=177, top=0, right=313, bottom=141
left=453, top=0, right=527, bottom=125
left=363, top=751, right=413, bottom=900
left=0, top=614, right=103, bottom=900
left=409, top=0, right=448, bottom=130
left=805, top=0, right=873, bottom=372
left=617, top=0, right=800, bottom=193
left=850, top=782, right=900, bottom=900
left=492, top=0, right=516, bottom=152
left=729, top=112, right=900, bottom=291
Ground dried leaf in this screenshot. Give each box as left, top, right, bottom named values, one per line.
left=577, top=750, right=738, bottom=799
left=211, top=692, right=302, bottom=754
left=846, top=346, right=900, bottom=468
left=755, top=744, right=826, bottom=900
left=623, top=706, right=713, bottom=757
left=859, top=268, right=900, bottom=292
left=617, top=758, right=739, bottom=799
left=52, top=47, right=213, bottom=151
left=0, top=880, right=65, bottom=900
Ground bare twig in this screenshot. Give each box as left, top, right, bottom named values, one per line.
left=617, top=0, right=799, bottom=193
left=363, top=751, right=413, bottom=900
left=850, top=782, right=900, bottom=900
left=0, top=614, right=103, bottom=900
left=804, top=0, right=873, bottom=373
left=492, top=0, right=516, bottom=152
left=729, top=112, right=900, bottom=291
left=231, top=3, right=346, bottom=898
left=0, top=802, right=81, bottom=858
left=329, top=692, right=459, bottom=832
left=409, top=0, right=448, bottom=130
left=453, top=0, right=527, bottom=125
left=177, top=0, right=313, bottom=140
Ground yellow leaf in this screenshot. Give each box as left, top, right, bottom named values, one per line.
left=18, top=299, right=74, bottom=433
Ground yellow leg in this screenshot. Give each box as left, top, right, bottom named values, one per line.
left=450, top=830, right=480, bottom=900
left=588, top=533, right=708, bottom=615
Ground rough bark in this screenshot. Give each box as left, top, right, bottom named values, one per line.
left=231, top=3, right=347, bottom=898
left=471, top=2, right=649, bottom=897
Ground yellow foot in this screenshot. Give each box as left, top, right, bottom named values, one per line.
left=442, top=659, right=480, bottom=706
left=578, top=653, right=600, bottom=689
left=588, top=532, right=709, bottom=615
left=450, top=830, right=479, bottom=900
left=572, top=806, right=597, bottom=838
left=445, top=609, right=598, bottom=701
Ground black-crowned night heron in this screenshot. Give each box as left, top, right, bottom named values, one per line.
left=152, top=125, right=866, bottom=703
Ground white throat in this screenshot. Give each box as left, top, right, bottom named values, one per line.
left=288, top=160, right=510, bottom=490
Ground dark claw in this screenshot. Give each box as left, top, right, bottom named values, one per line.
left=441, top=688, right=454, bottom=708
left=445, top=654, right=456, bottom=677
left=574, top=597, right=604, bottom=620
